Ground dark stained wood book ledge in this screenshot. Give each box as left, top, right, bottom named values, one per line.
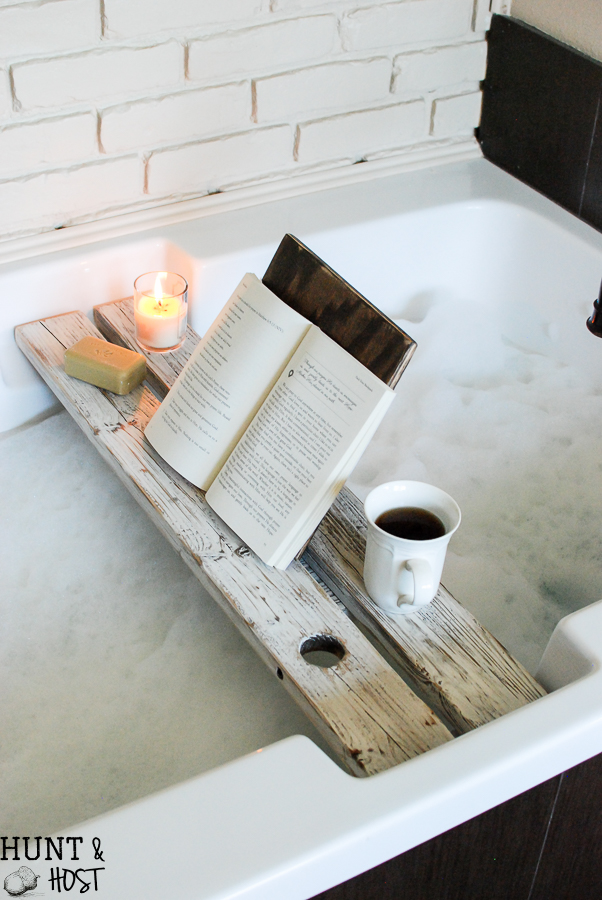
left=263, top=234, right=417, bottom=388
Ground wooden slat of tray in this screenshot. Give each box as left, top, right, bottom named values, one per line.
left=16, top=311, right=454, bottom=777
left=306, top=494, right=546, bottom=733
left=93, top=298, right=546, bottom=735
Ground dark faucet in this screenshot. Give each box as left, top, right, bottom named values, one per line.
left=587, top=280, right=602, bottom=336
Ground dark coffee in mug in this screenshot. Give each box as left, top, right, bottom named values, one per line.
left=375, top=506, right=446, bottom=541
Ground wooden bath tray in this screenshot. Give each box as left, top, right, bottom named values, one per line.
left=15, top=301, right=546, bottom=777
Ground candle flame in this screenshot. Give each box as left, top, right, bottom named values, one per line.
left=154, top=273, right=165, bottom=305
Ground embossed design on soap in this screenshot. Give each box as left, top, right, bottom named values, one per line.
left=3, top=866, right=40, bottom=896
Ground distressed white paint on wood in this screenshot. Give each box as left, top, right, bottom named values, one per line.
left=306, top=492, right=547, bottom=734
left=15, top=310, right=453, bottom=776
left=93, top=298, right=547, bottom=736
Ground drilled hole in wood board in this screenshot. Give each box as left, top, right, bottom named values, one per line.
left=300, top=634, right=346, bottom=669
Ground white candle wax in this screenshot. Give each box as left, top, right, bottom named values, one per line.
left=134, top=294, right=185, bottom=350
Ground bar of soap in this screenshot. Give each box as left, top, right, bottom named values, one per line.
left=64, top=336, right=146, bottom=395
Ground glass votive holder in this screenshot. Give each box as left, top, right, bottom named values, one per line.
left=133, top=271, right=188, bottom=353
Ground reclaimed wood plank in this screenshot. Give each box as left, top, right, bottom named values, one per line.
left=15, top=311, right=453, bottom=777
left=93, top=298, right=546, bottom=735
left=305, top=491, right=546, bottom=734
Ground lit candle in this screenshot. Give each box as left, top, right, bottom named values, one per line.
left=134, top=271, right=188, bottom=352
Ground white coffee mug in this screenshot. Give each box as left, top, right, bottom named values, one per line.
left=363, top=481, right=461, bottom=615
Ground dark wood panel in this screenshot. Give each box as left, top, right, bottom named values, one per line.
left=530, top=753, right=602, bottom=900
left=262, top=234, right=416, bottom=388
left=480, top=15, right=602, bottom=223
left=580, top=108, right=602, bottom=232
left=311, top=773, right=561, bottom=900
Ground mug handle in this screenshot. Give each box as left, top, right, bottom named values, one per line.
left=398, top=558, right=434, bottom=608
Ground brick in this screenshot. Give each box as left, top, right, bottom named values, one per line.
left=101, top=84, right=250, bottom=154
left=342, top=0, right=474, bottom=52
left=0, top=113, right=97, bottom=179
left=255, top=59, right=391, bottom=124
left=0, top=70, right=11, bottom=120
left=188, top=16, right=337, bottom=83
left=431, top=90, right=482, bottom=137
left=0, top=157, right=142, bottom=235
left=0, top=0, right=99, bottom=59
left=472, top=0, right=492, bottom=32
left=297, top=101, right=426, bottom=164
left=103, top=0, right=266, bottom=39
left=13, top=43, right=182, bottom=112
left=393, top=41, right=487, bottom=94
left=272, top=0, right=343, bottom=8
left=147, top=126, right=293, bottom=196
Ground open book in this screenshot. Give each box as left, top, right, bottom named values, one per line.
left=145, top=274, right=395, bottom=568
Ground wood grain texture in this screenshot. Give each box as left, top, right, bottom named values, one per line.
left=305, top=490, right=546, bottom=734
left=262, top=234, right=416, bottom=388
left=93, top=298, right=546, bottom=735
left=16, top=311, right=453, bottom=777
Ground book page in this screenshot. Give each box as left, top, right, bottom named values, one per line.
left=206, top=326, right=395, bottom=567
left=144, top=274, right=311, bottom=490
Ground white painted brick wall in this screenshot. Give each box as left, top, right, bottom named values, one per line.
left=0, top=69, right=11, bottom=120
left=272, top=0, right=342, bottom=9
left=0, top=113, right=98, bottom=179
left=146, top=126, right=293, bottom=196
left=431, top=90, right=482, bottom=137
left=342, top=0, right=475, bottom=51
left=13, top=43, right=183, bottom=112
left=101, top=84, right=251, bottom=154
left=255, top=59, right=392, bottom=123
left=103, top=0, right=269, bottom=40
left=0, top=0, right=486, bottom=241
left=393, top=42, right=487, bottom=95
left=473, top=0, right=494, bottom=33
left=187, top=17, right=338, bottom=84
left=297, top=101, right=426, bottom=164
left=0, top=0, right=99, bottom=60
left=0, top=158, right=142, bottom=235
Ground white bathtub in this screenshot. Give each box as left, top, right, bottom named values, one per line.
left=2, top=158, right=602, bottom=899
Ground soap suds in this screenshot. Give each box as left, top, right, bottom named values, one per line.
left=350, top=287, right=602, bottom=674
left=0, top=412, right=330, bottom=835
left=3, top=269, right=602, bottom=835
